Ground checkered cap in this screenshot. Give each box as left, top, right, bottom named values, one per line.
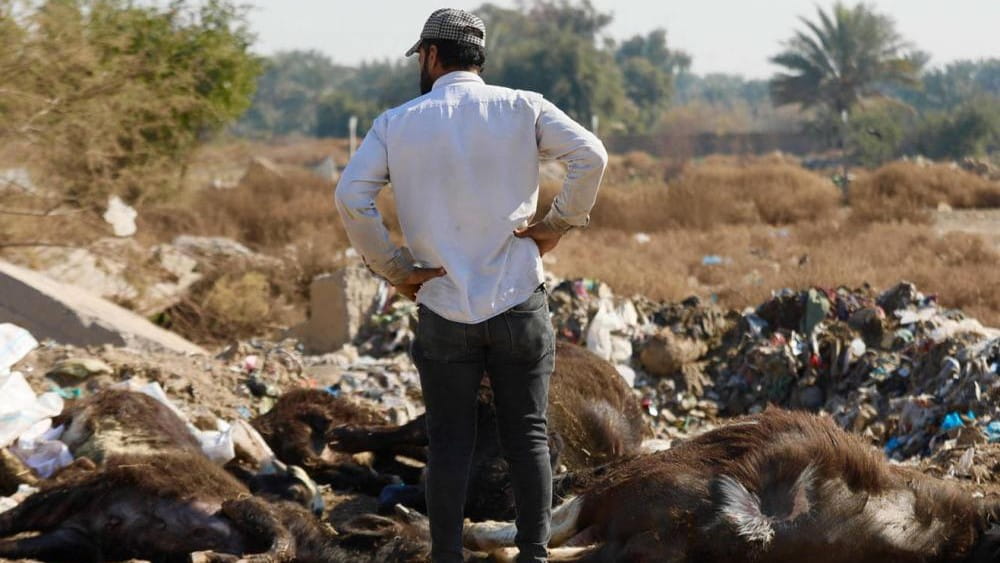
left=405, top=8, right=486, bottom=57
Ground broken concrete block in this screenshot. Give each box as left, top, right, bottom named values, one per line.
left=289, top=265, right=384, bottom=354
left=0, top=259, right=205, bottom=355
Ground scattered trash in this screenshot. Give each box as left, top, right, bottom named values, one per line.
left=103, top=195, right=138, bottom=237
left=10, top=423, right=73, bottom=478
left=941, top=411, right=966, bottom=432
left=0, top=371, right=63, bottom=449
left=0, top=323, right=38, bottom=375
left=701, top=255, right=725, bottom=266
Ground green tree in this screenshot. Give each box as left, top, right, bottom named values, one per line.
left=315, top=91, right=378, bottom=137
left=1, top=0, right=261, bottom=206
left=913, top=97, right=1000, bottom=159
left=237, top=50, right=349, bottom=136
left=614, top=29, right=689, bottom=131
left=479, top=1, right=627, bottom=129
left=769, top=2, right=921, bottom=116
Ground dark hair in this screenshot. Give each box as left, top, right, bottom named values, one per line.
left=421, top=38, right=486, bottom=71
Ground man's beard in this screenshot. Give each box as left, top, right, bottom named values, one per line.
left=420, top=58, right=434, bottom=95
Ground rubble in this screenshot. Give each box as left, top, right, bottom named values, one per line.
left=288, top=264, right=387, bottom=354
left=0, top=258, right=206, bottom=355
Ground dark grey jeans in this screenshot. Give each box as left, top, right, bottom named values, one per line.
left=412, top=287, right=554, bottom=563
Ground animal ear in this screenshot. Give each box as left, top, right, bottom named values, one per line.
left=787, top=464, right=816, bottom=520
left=714, top=475, right=775, bottom=545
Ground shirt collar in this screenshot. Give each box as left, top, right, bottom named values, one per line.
left=431, top=70, right=485, bottom=91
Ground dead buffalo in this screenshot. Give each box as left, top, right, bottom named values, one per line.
left=0, top=451, right=341, bottom=562
left=264, top=341, right=651, bottom=520
left=52, top=388, right=320, bottom=509
left=462, top=408, right=1000, bottom=563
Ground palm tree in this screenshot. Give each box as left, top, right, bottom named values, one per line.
left=769, top=2, right=922, bottom=116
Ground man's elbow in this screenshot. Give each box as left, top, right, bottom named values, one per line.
left=589, top=140, right=610, bottom=171
left=333, top=178, right=357, bottom=217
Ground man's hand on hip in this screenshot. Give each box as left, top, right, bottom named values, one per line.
left=394, top=267, right=447, bottom=301
left=514, top=222, right=564, bottom=256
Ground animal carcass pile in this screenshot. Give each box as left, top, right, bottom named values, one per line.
left=1, top=276, right=999, bottom=562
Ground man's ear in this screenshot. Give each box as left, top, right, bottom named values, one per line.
left=427, top=44, right=438, bottom=70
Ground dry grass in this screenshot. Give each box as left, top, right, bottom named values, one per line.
left=547, top=223, right=1000, bottom=326
left=850, top=161, right=1000, bottom=223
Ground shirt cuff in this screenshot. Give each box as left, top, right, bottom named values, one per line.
left=375, top=247, right=416, bottom=286
left=541, top=211, right=583, bottom=233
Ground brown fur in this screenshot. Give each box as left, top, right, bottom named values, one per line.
left=519, top=408, right=997, bottom=563
left=548, top=341, right=652, bottom=468
left=57, top=389, right=202, bottom=463
left=0, top=450, right=400, bottom=562
left=251, top=389, right=405, bottom=495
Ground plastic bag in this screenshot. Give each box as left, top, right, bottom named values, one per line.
left=0, top=323, right=37, bottom=375
left=11, top=422, right=73, bottom=478
left=0, top=371, right=63, bottom=448
left=586, top=299, right=626, bottom=361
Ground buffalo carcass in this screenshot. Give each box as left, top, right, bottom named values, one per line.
left=463, top=407, right=1000, bottom=563
left=250, top=387, right=416, bottom=495
left=54, top=389, right=320, bottom=508
left=258, top=341, right=653, bottom=520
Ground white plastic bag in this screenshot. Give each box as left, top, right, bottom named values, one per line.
left=0, top=371, right=63, bottom=448
left=586, top=299, right=626, bottom=361
left=0, top=323, right=37, bottom=375
left=11, top=422, right=73, bottom=478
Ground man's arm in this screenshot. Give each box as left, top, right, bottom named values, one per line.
left=334, top=116, right=444, bottom=294
left=536, top=98, right=609, bottom=231
left=515, top=99, right=608, bottom=253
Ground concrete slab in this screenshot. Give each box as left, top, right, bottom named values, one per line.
left=0, top=259, right=206, bottom=355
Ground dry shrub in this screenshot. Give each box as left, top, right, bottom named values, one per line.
left=850, top=161, right=1000, bottom=223
left=569, top=162, right=840, bottom=232
left=157, top=260, right=299, bottom=344
left=675, top=163, right=841, bottom=226
left=196, top=166, right=335, bottom=247
left=203, top=272, right=272, bottom=331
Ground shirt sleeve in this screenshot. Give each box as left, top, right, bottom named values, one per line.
left=334, top=115, right=415, bottom=285
left=535, top=98, right=609, bottom=232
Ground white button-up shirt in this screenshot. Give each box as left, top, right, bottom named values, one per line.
left=335, top=71, right=608, bottom=324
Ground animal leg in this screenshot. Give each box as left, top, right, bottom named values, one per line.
left=219, top=497, right=295, bottom=562
left=308, top=461, right=401, bottom=496
left=0, top=526, right=100, bottom=562
left=330, top=414, right=429, bottom=453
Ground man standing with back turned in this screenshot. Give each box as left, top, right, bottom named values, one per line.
left=335, top=8, right=607, bottom=562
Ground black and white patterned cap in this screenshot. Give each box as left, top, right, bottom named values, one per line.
left=405, top=8, right=486, bottom=57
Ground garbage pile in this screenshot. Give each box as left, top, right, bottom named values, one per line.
left=541, top=278, right=1000, bottom=466
left=340, top=275, right=999, bottom=466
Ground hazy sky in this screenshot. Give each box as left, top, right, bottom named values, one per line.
left=245, top=0, right=999, bottom=78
